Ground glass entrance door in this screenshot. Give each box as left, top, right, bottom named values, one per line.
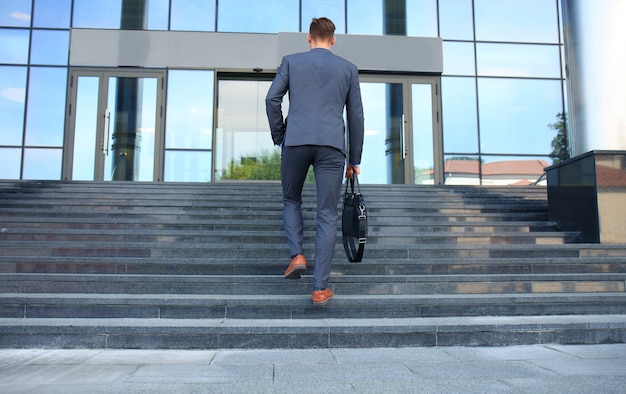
left=63, top=69, right=164, bottom=181
left=359, top=76, right=442, bottom=184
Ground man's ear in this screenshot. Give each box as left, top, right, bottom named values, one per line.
left=330, top=37, right=336, bottom=46
left=307, top=34, right=312, bottom=44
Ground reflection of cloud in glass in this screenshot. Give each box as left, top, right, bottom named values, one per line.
left=1, top=87, right=25, bottom=103
left=11, top=12, right=30, bottom=21
left=365, top=129, right=379, bottom=136
left=479, top=67, right=530, bottom=78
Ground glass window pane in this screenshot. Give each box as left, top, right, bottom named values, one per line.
left=30, top=30, right=69, bottom=65
left=22, top=147, right=62, bottom=180
left=407, top=0, right=437, bottom=37
left=347, top=0, right=382, bottom=35
left=478, top=78, right=563, bottom=155
left=171, top=0, right=216, bottom=32
left=0, top=148, right=22, bottom=179
left=104, top=76, right=157, bottom=181
left=359, top=83, right=386, bottom=184
left=444, top=155, right=480, bottom=185
left=72, top=76, right=99, bottom=181
left=439, top=0, right=473, bottom=40
left=475, top=0, right=559, bottom=43
left=0, top=0, right=31, bottom=27
left=166, top=70, right=214, bottom=150
left=443, top=42, right=475, bottom=76
left=412, top=83, right=434, bottom=184
left=302, top=0, right=346, bottom=34
left=218, top=0, right=298, bottom=33
left=481, top=155, right=550, bottom=186
left=0, top=29, right=29, bottom=64
left=442, top=77, right=478, bottom=153
left=25, top=67, right=67, bottom=147
left=476, top=43, right=561, bottom=78
left=164, top=151, right=212, bottom=182
left=0, top=66, right=26, bottom=146
left=73, top=0, right=167, bottom=30
left=216, top=79, right=280, bottom=180
left=72, top=0, right=122, bottom=29
left=147, top=0, right=168, bottom=30
left=33, top=0, right=71, bottom=28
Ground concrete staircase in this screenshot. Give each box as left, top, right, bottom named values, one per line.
left=0, top=180, right=625, bottom=349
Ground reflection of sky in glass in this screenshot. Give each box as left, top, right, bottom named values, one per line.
left=218, top=0, right=299, bottom=33
left=0, top=0, right=31, bottom=27
left=477, top=43, right=561, bottom=78
left=439, top=0, right=474, bottom=40
left=412, top=84, right=434, bottom=170
left=302, top=0, right=346, bottom=33
left=474, top=0, right=559, bottom=43
left=359, top=83, right=387, bottom=184
left=443, top=41, right=475, bottom=76
left=478, top=78, right=562, bottom=155
left=170, top=0, right=216, bottom=32
left=72, top=0, right=168, bottom=30
left=23, top=148, right=62, bottom=180
left=0, top=29, right=30, bottom=64
left=0, top=148, right=21, bottom=179
left=166, top=70, right=214, bottom=149
left=441, top=77, right=478, bottom=153
left=407, top=0, right=437, bottom=37
left=0, top=66, right=26, bottom=146
left=347, top=0, right=382, bottom=35
left=72, top=76, right=98, bottom=181
left=25, top=67, right=67, bottom=146
left=72, top=0, right=122, bottom=29
left=147, top=0, right=168, bottom=30
left=33, top=0, right=71, bottom=28
left=30, top=30, right=69, bottom=65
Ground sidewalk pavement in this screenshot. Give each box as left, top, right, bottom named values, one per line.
left=0, top=344, right=625, bottom=393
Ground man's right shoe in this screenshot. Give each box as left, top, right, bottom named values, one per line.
left=284, top=254, right=306, bottom=279
left=312, top=288, right=334, bottom=305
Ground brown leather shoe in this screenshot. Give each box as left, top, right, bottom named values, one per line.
left=312, top=288, right=334, bottom=305
left=284, top=254, right=306, bottom=279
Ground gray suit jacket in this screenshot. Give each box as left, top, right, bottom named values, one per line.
left=265, top=48, right=365, bottom=165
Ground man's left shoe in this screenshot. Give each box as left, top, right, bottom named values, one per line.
left=312, top=288, right=334, bottom=305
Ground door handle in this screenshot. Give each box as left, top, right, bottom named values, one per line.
left=401, top=114, right=407, bottom=159
left=101, top=109, right=110, bottom=155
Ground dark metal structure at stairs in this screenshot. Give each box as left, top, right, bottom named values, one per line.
left=0, top=180, right=625, bottom=349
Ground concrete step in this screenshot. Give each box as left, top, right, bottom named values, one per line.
left=2, top=293, right=626, bottom=319
left=0, top=315, right=624, bottom=349
left=1, top=273, right=624, bottom=295
left=3, top=255, right=626, bottom=276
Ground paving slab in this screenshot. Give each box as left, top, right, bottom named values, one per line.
left=0, top=344, right=624, bottom=393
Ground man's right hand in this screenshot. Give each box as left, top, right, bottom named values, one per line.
left=345, top=165, right=360, bottom=179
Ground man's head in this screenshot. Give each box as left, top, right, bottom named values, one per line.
left=308, top=17, right=336, bottom=48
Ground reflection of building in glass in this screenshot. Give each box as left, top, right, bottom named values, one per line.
left=0, top=0, right=622, bottom=185
left=420, top=160, right=548, bottom=186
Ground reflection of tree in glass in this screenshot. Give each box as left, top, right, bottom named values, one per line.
left=549, top=112, right=569, bottom=164
left=222, top=149, right=314, bottom=182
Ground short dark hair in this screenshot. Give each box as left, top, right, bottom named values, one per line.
left=309, top=17, right=336, bottom=41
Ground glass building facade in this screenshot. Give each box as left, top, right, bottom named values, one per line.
left=0, top=0, right=567, bottom=185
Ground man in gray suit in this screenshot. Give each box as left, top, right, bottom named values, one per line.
left=266, top=17, right=364, bottom=305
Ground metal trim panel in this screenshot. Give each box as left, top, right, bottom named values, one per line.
left=70, top=29, right=443, bottom=74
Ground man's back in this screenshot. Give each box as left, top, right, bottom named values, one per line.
left=265, top=47, right=364, bottom=165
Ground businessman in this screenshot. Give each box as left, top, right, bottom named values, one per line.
left=265, top=17, right=364, bottom=305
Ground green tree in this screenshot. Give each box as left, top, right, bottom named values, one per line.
left=222, top=149, right=315, bottom=182
left=549, top=112, right=570, bottom=164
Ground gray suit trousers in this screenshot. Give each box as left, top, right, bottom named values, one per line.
left=281, top=145, right=344, bottom=290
